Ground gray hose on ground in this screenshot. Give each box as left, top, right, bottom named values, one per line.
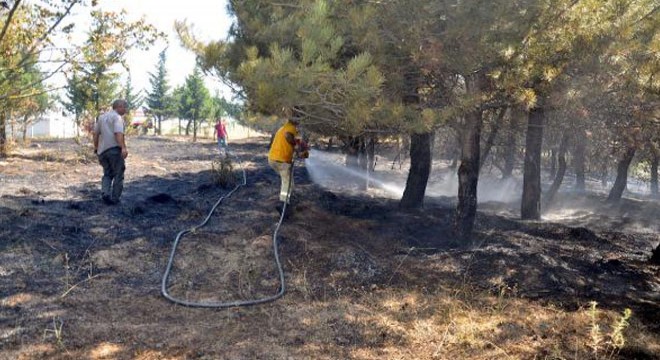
left=161, top=148, right=293, bottom=308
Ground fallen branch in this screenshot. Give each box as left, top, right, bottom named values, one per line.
left=60, top=274, right=103, bottom=299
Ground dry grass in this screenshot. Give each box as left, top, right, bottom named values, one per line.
left=1, top=137, right=658, bottom=360
left=256, top=285, right=654, bottom=360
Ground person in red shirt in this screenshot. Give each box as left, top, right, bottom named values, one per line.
left=213, top=118, right=228, bottom=154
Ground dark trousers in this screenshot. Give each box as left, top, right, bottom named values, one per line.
left=98, top=147, right=125, bottom=201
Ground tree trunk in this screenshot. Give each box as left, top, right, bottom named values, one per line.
left=480, top=107, right=506, bottom=171
left=449, top=128, right=462, bottom=170
left=502, top=108, right=522, bottom=179
left=549, top=148, right=557, bottom=180
left=367, top=137, right=376, bottom=171
left=607, top=146, right=636, bottom=202
left=193, top=118, right=197, bottom=142
left=399, top=68, right=429, bottom=209
left=452, top=72, right=486, bottom=240
left=521, top=106, right=545, bottom=220
left=75, top=115, right=81, bottom=138
left=544, top=133, right=569, bottom=206
left=574, top=129, right=587, bottom=192
left=651, top=146, right=659, bottom=198
left=185, top=119, right=192, bottom=136
left=453, top=108, right=483, bottom=240
left=400, top=132, right=432, bottom=209
left=358, top=138, right=368, bottom=170
left=391, top=136, right=404, bottom=170
left=365, top=137, right=376, bottom=189
left=0, top=113, right=7, bottom=157
left=21, top=115, right=33, bottom=143
left=157, top=115, right=162, bottom=135
left=344, top=136, right=360, bottom=168
left=600, top=162, right=608, bottom=188
left=357, top=138, right=368, bottom=191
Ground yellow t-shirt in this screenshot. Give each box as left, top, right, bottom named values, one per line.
left=268, top=121, right=299, bottom=163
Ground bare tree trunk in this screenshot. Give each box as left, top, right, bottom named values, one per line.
left=449, top=127, right=462, bottom=170
left=607, top=146, right=636, bottom=202
left=0, top=113, right=7, bottom=156
left=521, top=106, right=545, bottom=220
left=479, top=107, right=506, bottom=172
left=185, top=119, right=192, bottom=136
left=453, top=108, right=483, bottom=240
left=193, top=118, right=198, bottom=142
left=358, top=138, right=368, bottom=170
left=367, top=137, right=376, bottom=171
left=502, top=108, right=522, bottom=179
left=600, top=162, right=608, bottom=188
left=453, top=73, right=485, bottom=240
left=366, top=137, right=376, bottom=189
left=344, top=136, right=360, bottom=168
left=549, top=148, right=557, bottom=180
left=574, top=129, right=587, bottom=192
left=399, top=68, right=431, bottom=209
left=357, top=138, right=368, bottom=191
left=651, top=145, right=659, bottom=197
left=400, top=132, right=432, bottom=209
left=544, top=133, right=569, bottom=206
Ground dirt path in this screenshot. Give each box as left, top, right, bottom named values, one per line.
left=1, top=137, right=658, bottom=359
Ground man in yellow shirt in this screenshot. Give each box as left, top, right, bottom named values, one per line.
left=268, top=109, right=301, bottom=215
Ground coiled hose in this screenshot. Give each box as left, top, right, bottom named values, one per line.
left=161, top=148, right=294, bottom=308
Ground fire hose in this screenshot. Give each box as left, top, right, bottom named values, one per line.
left=160, top=145, right=302, bottom=308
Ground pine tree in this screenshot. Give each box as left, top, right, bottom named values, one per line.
left=61, top=9, right=161, bottom=134
left=179, top=67, right=212, bottom=142
left=146, top=49, right=171, bottom=135
left=62, top=73, right=90, bottom=137
left=122, top=72, right=144, bottom=128
left=123, top=72, right=143, bottom=111
left=186, top=0, right=660, bottom=240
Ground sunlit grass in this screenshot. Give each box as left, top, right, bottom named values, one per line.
left=291, top=286, right=655, bottom=360
left=90, top=342, right=123, bottom=359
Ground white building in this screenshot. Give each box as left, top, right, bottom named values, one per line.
left=6, top=112, right=80, bottom=139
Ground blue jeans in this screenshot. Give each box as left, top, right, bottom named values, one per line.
left=217, top=137, right=227, bottom=152
left=98, top=147, right=125, bottom=201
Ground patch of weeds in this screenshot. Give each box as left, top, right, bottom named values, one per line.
left=587, top=301, right=633, bottom=359
left=211, top=156, right=237, bottom=188
left=43, top=317, right=65, bottom=350
left=73, top=145, right=97, bottom=164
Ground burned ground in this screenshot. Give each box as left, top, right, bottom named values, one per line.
left=0, top=137, right=658, bottom=359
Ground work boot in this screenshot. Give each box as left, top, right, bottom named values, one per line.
left=102, top=195, right=113, bottom=205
